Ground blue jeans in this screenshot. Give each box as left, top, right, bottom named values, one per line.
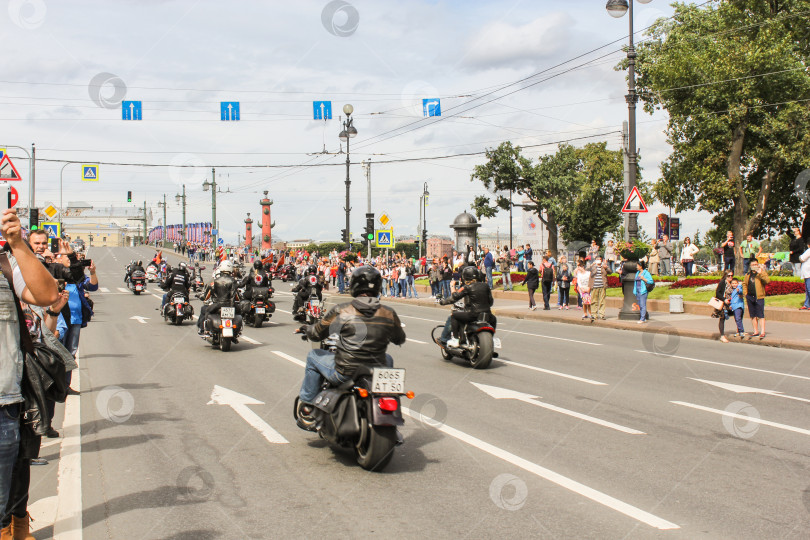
left=299, top=349, right=393, bottom=404
left=430, top=282, right=438, bottom=296
left=724, top=258, right=735, bottom=272
left=407, top=276, right=418, bottom=298
left=683, top=261, right=693, bottom=277
left=441, top=280, right=451, bottom=298
left=804, top=278, right=810, bottom=309
left=64, top=324, right=82, bottom=357
left=439, top=317, right=452, bottom=344
left=0, top=404, right=20, bottom=518
left=399, top=279, right=407, bottom=297
left=733, top=308, right=745, bottom=333
left=485, top=267, right=493, bottom=288
left=337, top=272, right=345, bottom=293
left=743, top=258, right=752, bottom=275
left=636, top=292, right=648, bottom=321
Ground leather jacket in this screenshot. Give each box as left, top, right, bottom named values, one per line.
left=304, top=297, right=406, bottom=378
left=240, top=269, right=271, bottom=298
left=440, top=282, right=493, bottom=314
left=162, top=269, right=190, bottom=294
left=212, top=274, right=238, bottom=305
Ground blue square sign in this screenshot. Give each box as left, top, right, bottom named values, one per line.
left=422, top=98, right=441, bottom=117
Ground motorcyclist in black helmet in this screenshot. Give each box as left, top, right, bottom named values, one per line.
left=197, top=260, right=241, bottom=337
left=435, top=265, right=493, bottom=348
left=239, top=259, right=272, bottom=301
left=295, top=265, right=406, bottom=424
left=160, top=262, right=191, bottom=311
left=291, top=264, right=323, bottom=322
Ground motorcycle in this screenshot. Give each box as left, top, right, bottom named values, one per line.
left=191, top=267, right=206, bottom=292
left=145, top=265, right=159, bottom=283
left=128, top=270, right=146, bottom=295
left=280, top=265, right=296, bottom=282
left=242, top=289, right=276, bottom=328
left=201, top=304, right=243, bottom=352
left=163, top=292, right=193, bottom=325
left=293, top=333, right=413, bottom=472
left=431, top=300, right=500, bottom=370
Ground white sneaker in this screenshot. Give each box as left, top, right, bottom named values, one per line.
left=447, top=338, right=460, bottom=347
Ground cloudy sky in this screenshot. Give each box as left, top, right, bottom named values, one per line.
left=1, top=0, right=709, bottom=245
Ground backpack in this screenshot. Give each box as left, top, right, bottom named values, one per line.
left=542, top=264, right=554, bottom=281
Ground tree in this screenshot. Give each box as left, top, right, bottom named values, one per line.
left=633, top=0, right=810, bottom=274
left=471, top=141, right=631, bottom=256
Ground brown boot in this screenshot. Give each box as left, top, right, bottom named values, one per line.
left=10, top=514, right=34, bottom=540
left=1, top=523, right=12, bottom=540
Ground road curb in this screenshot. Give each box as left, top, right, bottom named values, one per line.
left=379, top=296, right=810, bottom=352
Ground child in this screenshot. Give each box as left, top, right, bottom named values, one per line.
left=729, top=278, right=746, bottom=338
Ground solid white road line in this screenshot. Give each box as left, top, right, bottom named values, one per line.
left=636, top=350, right=810, bottom=382
left=270, top=349, right=677, bottom=530
left=671, top=401, right=810, bottom=436
left=406, top=338, right=427, bottom=344
left=53, top=357, right=82, bottom=539
left=499, top=359, right=607, bottom=386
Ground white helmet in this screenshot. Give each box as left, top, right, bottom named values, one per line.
left=219, top=260, right=234, bottom=274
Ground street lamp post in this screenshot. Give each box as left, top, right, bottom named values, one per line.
left=608, top=0, right=652, bottom=320
left=203, top=168, right=218, bottom=250
left=157, top=194, right=168, bottom=246
left=2, top=144, right=34, bottom=228
left=418, top=182, right=429, bottom=259
left=339, top=104, right=357, bottom=251
left=175, top=184, right=186, bottom=247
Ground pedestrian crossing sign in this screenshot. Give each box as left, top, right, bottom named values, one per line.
left=83, top=165, right=98, bottom=181
left=375, top=229, right=395, bottom=248
left=42, top=222, right=61, bottom=239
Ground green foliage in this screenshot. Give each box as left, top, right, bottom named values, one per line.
left=633, top=0, right=810, bottom=247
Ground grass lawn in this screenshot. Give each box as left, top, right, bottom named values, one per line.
left=605, top=287, right=807, bottom=307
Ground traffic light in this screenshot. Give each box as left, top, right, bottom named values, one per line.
left=341, top=229, right=348, bottom=242
left=29, top=209, right=39, bottom=230
left=422, top=229, right=428, bottom=245
left=127, top=191, right=132, bottom=202
left=365, top=213, right=375, bottom=241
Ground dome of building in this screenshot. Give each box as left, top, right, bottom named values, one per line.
left=450, top=211, right=481, bottom=229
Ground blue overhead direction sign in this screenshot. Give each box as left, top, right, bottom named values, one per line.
left=122, top=100, right=142, bottom=120
left=221, top=101, right=240, bottom=121
left=313, top=101, right=332, bottom=120
left=212, top=228, right=218, bottom=235
left=82, top=164, right=98, bottom=181
left=422, top=98, right=441, bottom=117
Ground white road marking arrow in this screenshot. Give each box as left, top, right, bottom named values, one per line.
left=689, top=378, right=810, bottom=404
left=471, top=382, right=645, bottom=435
left=129, top=316, right=149, bottom=324
left=207, top=385, right=288, bottom=444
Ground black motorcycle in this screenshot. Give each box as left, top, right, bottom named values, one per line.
left=431, top=304, right=500, bottom=370
left=293, top=334, right=412, bottom=471
left=242, top=289, right=276, bottom=328
left=163, top=292, right=194, bottom=325
left=201, top=305, right=243, bottom=352
left=128, top=270, right=146, bottom=295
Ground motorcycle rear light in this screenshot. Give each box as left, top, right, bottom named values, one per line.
left=357, top=388, right=369, bottom=398
left=405, top=391, right=415, bottom=399
left=378, top=398, right=398, bottom=412
left=478, top=326, right=495, bottom=332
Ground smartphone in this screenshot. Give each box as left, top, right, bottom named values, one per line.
left=80, top=259, right=92, bottom=267
left=0, top=184, right=9, bottom=212
left=57, top=279, right=66, bottom=292
left=50, top=237, right=60, bottom=253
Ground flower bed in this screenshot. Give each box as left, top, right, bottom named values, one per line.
left=669, top=277, right=805, bottom=295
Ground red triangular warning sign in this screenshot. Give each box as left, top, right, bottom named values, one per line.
left=0, top=155, right=22, bottom=181
left=621, top=186, right=648, bottom=213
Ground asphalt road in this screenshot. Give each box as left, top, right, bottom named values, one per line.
left=28, top=246, right=810, bottom=539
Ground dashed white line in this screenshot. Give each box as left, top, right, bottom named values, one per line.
left=116, top=287, right=129, bottom=293
left=242, top=336, right=261, bottom=345
left=406, top=338, right=427, bottom=344
left=499, top=360, right=607, bottom=386
left=99, top=287, right=110, bottom=293
left=671, top=401, right=810, bottom=436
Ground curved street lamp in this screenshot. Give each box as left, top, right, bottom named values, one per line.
left=339, top=104, right=357, bottom=250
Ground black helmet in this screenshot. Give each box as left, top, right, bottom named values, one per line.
left=306, top=264, right=318, bottom=276
left=137, top=260, right=142, bottom=266
left=461, top=265, right=479, bottom=284
left=350, top=266, right=382, bottom=297
left=253, top=260, right=262, bottom=270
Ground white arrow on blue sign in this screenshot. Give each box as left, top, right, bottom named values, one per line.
left=422, top=98, right=441, bottom=117
left=221, top=101, right=240, bottom=121
left=218, top=238, right=224, bottom=246
left=313, top=101, right=332, bottom=120
left=122, top=101, right=142, bottom=120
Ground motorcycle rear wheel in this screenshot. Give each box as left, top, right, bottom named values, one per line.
left=134, top=291, right=141, bottom=295
left=355, top=416, right=397, bottom=471
left=220, top=337, right=232, bottom=352
left=253, top=317, right=262, bottom=329
left=470, top=332, right=494, bottom=370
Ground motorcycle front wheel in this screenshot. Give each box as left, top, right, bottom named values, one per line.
left=355, top=415, right=397, bottom=471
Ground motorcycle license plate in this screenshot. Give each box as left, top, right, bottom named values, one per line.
left=493, top=337, right=502, bottom=349
left=221, top=307, right=236, bottom=319
left=135, top=285, right=143, bottom=290
left=176, top=305, right=183, bottom=316
left=371, top=368, right=406, bottom=394
left=310, top=299, right=320, bottom=308
left=255, top=307, right=265, bottom=314
left=222, top=326, right=233, bottom=337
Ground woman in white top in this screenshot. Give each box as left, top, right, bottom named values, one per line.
left=575, top=262, right=592, bottom=320
left=604, top=240, right=617, bottom=273
left=680, top=237, right=700, bottom=277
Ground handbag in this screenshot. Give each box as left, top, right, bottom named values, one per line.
left=708, top=297, right=724, bottom=310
